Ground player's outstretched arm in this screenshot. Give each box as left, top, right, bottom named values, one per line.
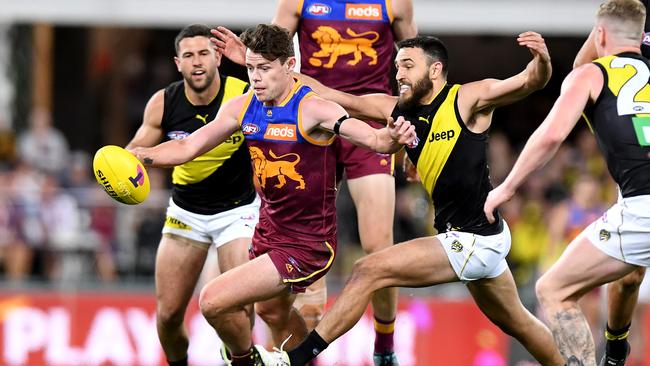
left=125, top=89, right=165, bottom=149
left=460, top=31, right=552, bottom=113
left=391, top=0, right=418, bottom=41
left=483, top=65, right=600, bottom=223
left=130, top=95, right=245, bottom=167
left=306, top=97, right=415, bottom=153
left=296, top=72, right=397, bottom=122
left=272, top=0, right=301, bottom=36
left=573, top=28, right=598, bottom=69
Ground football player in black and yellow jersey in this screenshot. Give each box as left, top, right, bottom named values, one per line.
left=272, top=32, right=566, bottom=366
left=485, top=1, right=650, bottom=365
left=125, top=24, right=258, bottom=366
left=571, top=1, right=650, bottom=364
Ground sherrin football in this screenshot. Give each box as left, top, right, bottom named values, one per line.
left=93, top=145, right=150, bottom=205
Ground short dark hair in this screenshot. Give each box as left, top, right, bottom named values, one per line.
left=397, top=36, right=449, bottom=77
left=174, top=24, right=212, bottom=54
left=240, top=24, right=294, bottom=64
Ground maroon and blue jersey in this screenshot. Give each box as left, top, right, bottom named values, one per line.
left=238, top=81, right=338, bottom=241
left=298, top=0, right=395, bottom=95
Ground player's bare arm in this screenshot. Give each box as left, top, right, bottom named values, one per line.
left=573, top=28, right=598, bottom=68
left=296, top=72, right=397, bottom=122
left=483, top=64, right=602, bottom=223
left=303, top=96, right=415, bottom=153
left=272, top=0, right=301, bottom=35
left=130, top=94, right=246, bottom=167
left=457, top=31, right=552, bottom=127
left=125, top=89, right=165, bottom=149
left=390, top=0, right=417, bottom=41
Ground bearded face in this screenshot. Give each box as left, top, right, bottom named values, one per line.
left=398, top=69, right=433, bottom=110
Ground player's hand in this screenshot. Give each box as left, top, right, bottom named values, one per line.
left=127, top=146, right=148, bottom=164
left=210, top=26, right=246, bottom=66
left=388, top=116, right=417, bottom=147
left=517, top=31, right=550, bottom=64
left=483, top=184, right=515, bottom=223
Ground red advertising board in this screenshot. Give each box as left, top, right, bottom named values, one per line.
left=3, top=291, right=640, bottom=365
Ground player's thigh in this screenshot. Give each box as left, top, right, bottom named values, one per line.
left=360, top=236, right=458, bottom=289
left=538, top=235, right=637, bottom=303
left=200, top=253, right=288, bottom=311
left=217, top=237, right=252, bottom=273
left=347, top=173, right=395, bottom=251
left=466, top=268, right=529, bottom=328
left=155, top=234, right=209, bottom=309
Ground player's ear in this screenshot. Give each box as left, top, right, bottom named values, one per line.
left=286, top=56, right=296, bottom=74
left=429, top=61, right=442, bottom=80
left=174, top=56, right=181, bottom=72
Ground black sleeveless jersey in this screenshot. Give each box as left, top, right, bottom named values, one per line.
left=586, top=53, right=650, bottom=197
left=392, top=84, right=502, bottom=235
left=161, top=75, right=255, bottom=214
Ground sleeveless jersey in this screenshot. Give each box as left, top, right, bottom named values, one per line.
left=161, top=75, right=256, bottom=215
left=238, top=81, right=338, bottom=241
left=392, top=84, right=502, bottom=235
left=298, top=0, right=395, bottom=95
left=584, top=53, right=650, bottom=198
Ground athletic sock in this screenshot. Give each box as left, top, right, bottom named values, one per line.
left=605, top=323, right=631, bottom=359
left=231, top=347, right=255, bottom=366
left=373, top=316, right=395, bottom=354
left=168, top=356, right=188, bottom=366
left=288, top=330, right=329, bottom=365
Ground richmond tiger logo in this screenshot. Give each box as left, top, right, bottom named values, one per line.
left=249, top=146, right=306, bottom=189
left=308, top=26, right=379, bottom=69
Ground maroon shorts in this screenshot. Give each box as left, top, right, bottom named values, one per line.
left=249, top=225, right=337, bottom=293
left=335, top=120, right=394, bottom=181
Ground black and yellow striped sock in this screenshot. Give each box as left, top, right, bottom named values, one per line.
left=604, top=323, right=631, bottom=359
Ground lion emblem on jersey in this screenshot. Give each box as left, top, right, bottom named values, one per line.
left=308, top=26, right=379, bottom=69
left=249, top=146, right=306, bottom=189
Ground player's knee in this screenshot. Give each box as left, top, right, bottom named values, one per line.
left=349, top=256, right=381, bottom=287
left=619, top=267, right=646, bottom=290
left=198, top=287, right=225, bottom=319
left=157, top=302, right=185, bottom=328
left=535, top=275, right=561, bottom=306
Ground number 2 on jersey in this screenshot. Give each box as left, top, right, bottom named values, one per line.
left=611, top=57, right=650, bottom=146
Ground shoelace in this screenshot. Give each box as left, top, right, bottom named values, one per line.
left=272, top=334, right=293, bottom=353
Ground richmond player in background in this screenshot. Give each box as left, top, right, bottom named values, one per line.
left=272, top=2, right=416, bottom=365
left=126, top=24, right=259, bottom=366
left=484, top=0, right=650, bottom=364
left=571, top=0, right=649, bottom=364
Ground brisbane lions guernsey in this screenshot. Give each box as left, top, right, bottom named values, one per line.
left=298, top=0, right=395, bottom=95
left=585, top=53, right=650, bottom=198
left=238, top=81, right=338, bottom=240
left=392, top=84, right=503, bottom=236
left=161, top=75, right=256, bottom=214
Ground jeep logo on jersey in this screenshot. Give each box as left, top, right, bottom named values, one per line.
left=345, top=4, right=382, bottom=21
left=242, top=123, right=260, bottom=135
left=308, top=3, right=331, bottom=15
left=167, top=131, right=190, bottom=140
left=429, top=129, right=456, bottom=142
left=264, top=124, right=297, bottom=141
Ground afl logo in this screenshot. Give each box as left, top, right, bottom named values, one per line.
left=167, top=131, right=190, bottom=140
left=308, top=3, right=331, bottom=15
left=643, top=32, right=650, bottom=46
left=242, top=123, right=260, bottom=135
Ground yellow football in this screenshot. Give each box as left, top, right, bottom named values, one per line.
left=93, top=145, right=150, bottom=205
